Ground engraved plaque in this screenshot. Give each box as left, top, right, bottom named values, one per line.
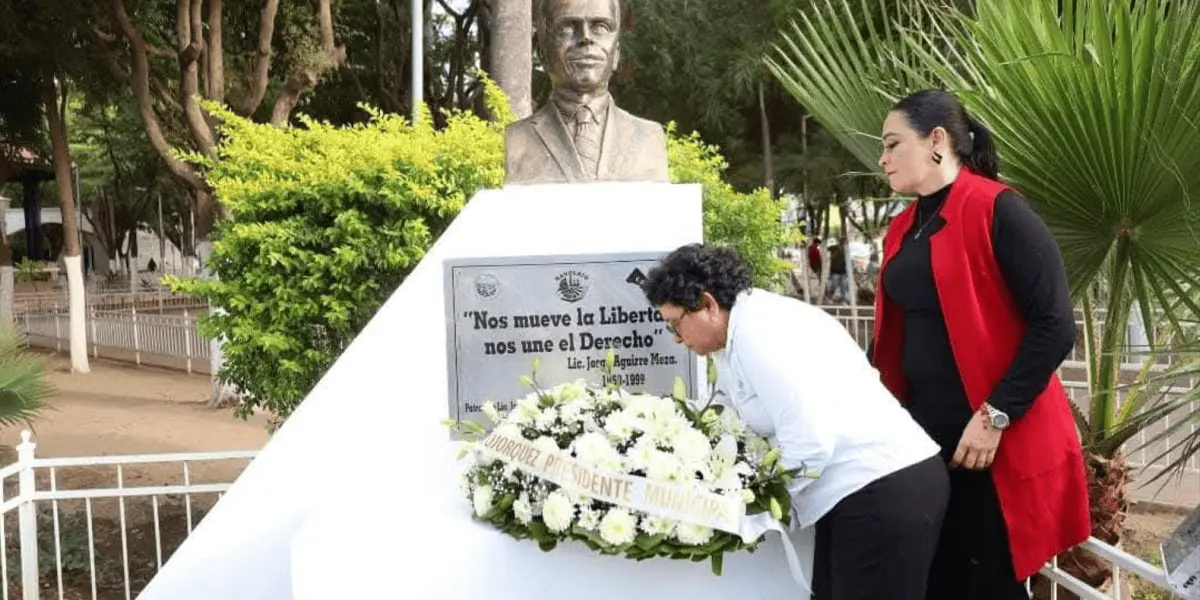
left=444, top=252, right=699, bottom=429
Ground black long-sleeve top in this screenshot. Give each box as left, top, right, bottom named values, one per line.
left=881, top=184, right=1076, bottom=452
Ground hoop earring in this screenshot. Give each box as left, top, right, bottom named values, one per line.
left=932, top=151, right=943, bottom=164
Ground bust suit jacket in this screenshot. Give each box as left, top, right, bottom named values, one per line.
left=503, top=100, right=670, bottom=185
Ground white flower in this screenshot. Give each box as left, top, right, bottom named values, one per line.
left=603, top=408, right=644, bottom=441
left=717, top=408, right=747, bottom=437
left=472, top=485, right=494, bottom=517
left=577, top=509, right=601, bottom=531
left=481, top=401, right=501, bottom=423
left=741, top=488, right=756, bottom=504
left=535, top=407, right=558, bottom=431
left=533, top=436, right=560, bottom=455
left=639, top=516, right=676, bottom=537
left=625, top=438, right=658, bottom=472
left=542, top=491, right=575, bottom=533
left=713, top=435, right=738, bottom=461
left=511, top=394, right=542, bottom=425
left=502, top=462, right=521, bottom=482
left=598, top=509, right=638, bottom=546
left=514, top=493, right=534, bottom=524
left=646, top=450, right=684, bottom=482
left=573, top=432, right=620, bottom=468
left=555, top=380, right=589, bottom=403
left=493, top=423, right=521, bottom=440
left=559, top=400, right=586, bottom=423
left=672, top=428, right=713, bottom=465
left=458, top=473, right=472, bottom=496
left=675, top=522, right=714, bottom=546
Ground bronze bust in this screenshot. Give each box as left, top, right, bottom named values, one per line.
left=504, top=0, right=670, bottom=185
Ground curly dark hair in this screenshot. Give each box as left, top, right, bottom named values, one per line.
left=641, top=244, right=753, bottom=311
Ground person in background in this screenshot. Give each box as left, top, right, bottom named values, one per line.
left=872, top=88, right=1090, bottom=599
left=643, top=243, right=949, bottom=599
left=827, top=241, right=848, bottom=303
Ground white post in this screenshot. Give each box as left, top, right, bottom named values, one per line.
left=411, top=0, right=423, bottom=125
left=90, top=307, right=98, bottom=358
left=54, top=304, right=61, bottom=353
left=0, top=195, right=12, bottom=329
left=184, top=309, right=192, bottom=375
left=17, top=430, right=39, bottom=600
left=132, top=305, right=141, bottom=366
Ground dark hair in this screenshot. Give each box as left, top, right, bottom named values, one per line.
left=891, top=89, right=999, bottom=179
left=642, top=244, right=752, bottom=311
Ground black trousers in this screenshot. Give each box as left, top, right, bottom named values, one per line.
left=925, top=467, right=1030, bottom=600
left=810, top=455, right=950, bottom=600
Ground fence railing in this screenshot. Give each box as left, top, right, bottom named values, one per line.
left=0, top=431, right=1184, bottom=599
left=18, top=308, right=210, bottom=374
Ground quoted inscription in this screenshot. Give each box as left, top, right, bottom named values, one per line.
left=460, top=306, right=668, bottom=356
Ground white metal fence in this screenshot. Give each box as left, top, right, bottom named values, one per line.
left=17, top=308, right=210, bottom=375
left=0, top=431, right=1184, bottom=599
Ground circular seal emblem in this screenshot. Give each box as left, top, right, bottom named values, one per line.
left=554, top=270, right=590, bottom=303
left=473, top=274, right=500, bottom=300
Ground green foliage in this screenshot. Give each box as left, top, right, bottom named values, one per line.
left=170, top=78, right=789, bottom=423
left=667, top=125, right=795, bottom=286
left=0, top=321, right=51, bottom=429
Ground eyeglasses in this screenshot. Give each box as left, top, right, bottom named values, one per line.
left=664, top=309, right=695, bottom=338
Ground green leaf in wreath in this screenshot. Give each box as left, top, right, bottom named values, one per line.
left=711, top=552, right=724, bottom=576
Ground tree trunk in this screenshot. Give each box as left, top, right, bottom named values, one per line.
left=43, top=77, right=90, bottom=374
left=270, top=0, right=345, bottom=127
left=0, top=196, right=12, bottom=328
left=205, top=0, right=224, bottom=103
left=758, top=79, right=775, bottom=197
left=489, top=0, right=532, bottom=119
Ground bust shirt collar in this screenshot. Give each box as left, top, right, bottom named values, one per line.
left=552, top=91, right=611, bottom=124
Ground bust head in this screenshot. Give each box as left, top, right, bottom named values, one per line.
left=535, top=0, right=621, bottom=97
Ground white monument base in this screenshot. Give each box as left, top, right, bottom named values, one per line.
left=137, top=182, right=806, bottom=599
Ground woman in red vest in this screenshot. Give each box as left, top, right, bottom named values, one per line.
left=871, top=89, right=1091, bottom=599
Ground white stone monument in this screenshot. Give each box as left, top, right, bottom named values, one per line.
left=137, top=182, right=806, bottom=599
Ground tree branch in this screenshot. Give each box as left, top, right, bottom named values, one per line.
left=176, top=0, right=213, bottom=154
left=239, top=0, right=280, bottom=117
left=270, top=0, right=346, bottom=126
left=206, top=0, right=225, bottom=102
left=110, top=0, right=207, bottom=194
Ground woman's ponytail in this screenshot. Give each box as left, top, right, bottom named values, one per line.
left=963, top=115, right=1000, bottom=180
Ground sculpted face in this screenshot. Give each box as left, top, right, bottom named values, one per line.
left=540, top=0, right=620, bottom=94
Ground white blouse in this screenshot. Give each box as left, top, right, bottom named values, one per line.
left=712, top=288, right=939, bottom=529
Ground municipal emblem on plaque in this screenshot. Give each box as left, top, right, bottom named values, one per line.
left=473, top=274, right=500, bottom=299
left=554, top=270, right=590, bottom=303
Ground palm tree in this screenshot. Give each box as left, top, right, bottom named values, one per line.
left=0, top=323, right=51, bottom=430
left=768, top=0, right=1200, bottom=593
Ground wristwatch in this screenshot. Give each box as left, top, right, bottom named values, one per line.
left=982, top=403, right=1011, bottom=430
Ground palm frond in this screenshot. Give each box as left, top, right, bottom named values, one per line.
left=766, top=0, right=931, bottom=172
left=0, top=325, right=51, bottom=429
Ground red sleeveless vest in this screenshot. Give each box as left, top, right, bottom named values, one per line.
left=872, top=168, right=1091, bottom=579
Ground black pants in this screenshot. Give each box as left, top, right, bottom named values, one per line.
left=810, top=455, right=950, bottom=600
left=925, top=467, right=1030, bottom=600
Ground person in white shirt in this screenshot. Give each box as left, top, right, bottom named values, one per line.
left=641, top=243, right=950, bottom=600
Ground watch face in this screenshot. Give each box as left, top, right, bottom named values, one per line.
left=991, top=413, right=1010, bottom=429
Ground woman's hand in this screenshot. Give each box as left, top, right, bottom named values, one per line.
left=950, top=409, right=1003, bottom=470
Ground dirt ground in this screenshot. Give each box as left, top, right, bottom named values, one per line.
left=0, top=352, right=1190, bottom=599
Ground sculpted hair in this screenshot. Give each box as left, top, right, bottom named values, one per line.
left=642, top=244, right=752, bottom=311
left=891, top=89, right=1000, bottom=180
left=534, top=0, right=623, bottom=47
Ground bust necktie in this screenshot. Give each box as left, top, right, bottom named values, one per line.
left=574, top=105, right=601, bottom=179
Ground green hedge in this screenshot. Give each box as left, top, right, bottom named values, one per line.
left=172, top=81, right=792, bottom=423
